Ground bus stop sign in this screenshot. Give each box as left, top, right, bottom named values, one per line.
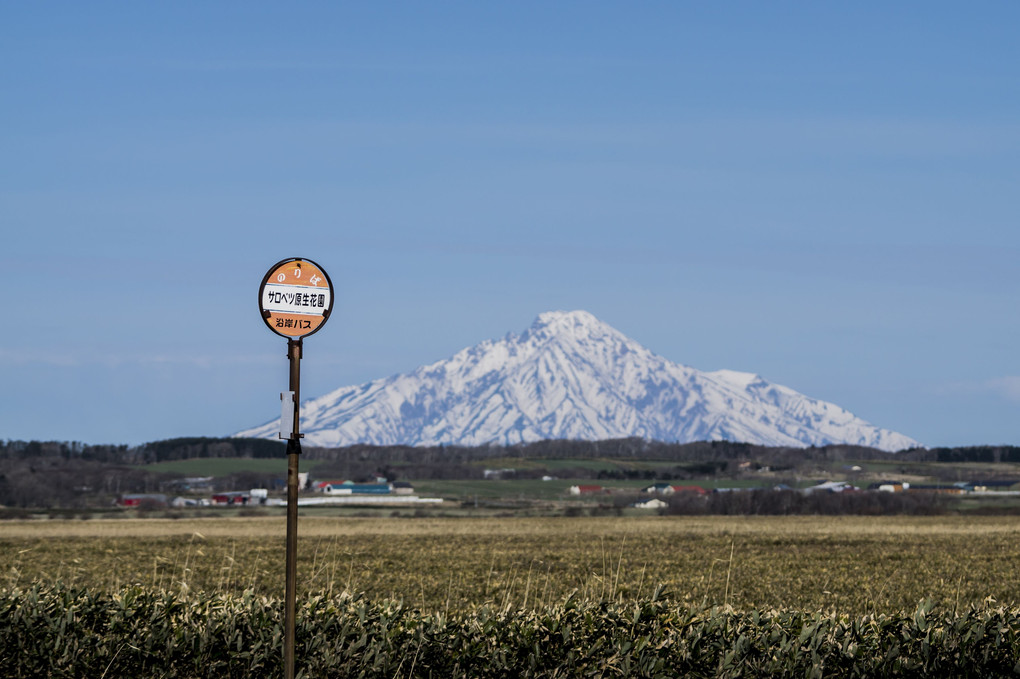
left=258, top=257, right=334, bottom=339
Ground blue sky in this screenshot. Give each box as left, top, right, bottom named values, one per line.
left=2, top=3, right=1018, bottom=447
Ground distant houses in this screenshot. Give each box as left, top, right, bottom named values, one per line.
left=112, top=478, right=425, bottom=511
left=211, top=491, right=253, bottom=505
left=960, top=480, right=1020, bottom=493
left=631, top=484, right=709, bottom=509
left=864, top=480, right=1020, bottom=494
left=109, top=469, right=1020, bottom=516
left=298, top=478, right=441, bottom=507
left=116, top=493, right=168, bottom=508
left=209, top=489, right=274, bottom=506
left=641, top=483, right=709, bottom=496
left=568, top=483, right=712, bottom=497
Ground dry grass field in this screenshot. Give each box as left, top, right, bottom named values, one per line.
left=3, top=514, right=1020, bottom=616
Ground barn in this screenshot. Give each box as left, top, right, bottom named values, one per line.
left=569, top=485, right=604, bottom=495
left=117, top=494, right=168, bottom=508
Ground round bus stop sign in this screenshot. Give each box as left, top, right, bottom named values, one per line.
left=259, top=257, right=334, bottom=339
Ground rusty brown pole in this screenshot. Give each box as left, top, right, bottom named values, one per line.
left=284, top=338, right=302, bottom=679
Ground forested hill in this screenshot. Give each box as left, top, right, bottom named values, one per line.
left=2, top=436, right=1019, bottom=467
left=0, top=438, right=286, bottom=465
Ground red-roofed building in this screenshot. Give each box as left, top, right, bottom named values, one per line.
left=314, top=480, right=350, bottom=492
left=670, top=485, right=709, bottom=495
left=569, top=485, right=605, bottom=495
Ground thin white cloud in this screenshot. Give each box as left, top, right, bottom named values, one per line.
left=0, top=348, right=80, bottom=367
left=982, top=377, right=1020, bottom=402
left=0, top=348, right=278, bottom=369
left=940, top=376, right=1020, bottom=402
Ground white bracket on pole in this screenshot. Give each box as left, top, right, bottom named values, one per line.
left=280, top=391, right=295, bottom=439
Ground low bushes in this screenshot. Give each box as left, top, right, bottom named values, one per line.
left=3, top=583, right=1019, bottom=678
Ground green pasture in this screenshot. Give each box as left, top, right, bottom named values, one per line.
left=137, top=457, right=327, bottom=477
left=411, top=476, right=772, bottom=503
left=474, top=457, right=688, bottom=472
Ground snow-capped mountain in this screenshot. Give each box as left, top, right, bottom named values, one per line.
left=236, top=310, right=919, bottom=452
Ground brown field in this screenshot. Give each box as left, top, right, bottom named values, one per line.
left=3, top=515, right=1020, bottom=615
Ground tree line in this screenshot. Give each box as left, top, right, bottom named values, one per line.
left=2, top=436, right=1019, bottom=510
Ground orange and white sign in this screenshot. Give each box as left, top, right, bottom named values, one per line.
left=259, top=258, right=334, bottom=338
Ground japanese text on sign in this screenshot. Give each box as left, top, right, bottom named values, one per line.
left=275, top=318, right=312, bottom=330
left=262, top=284, right=332, bottom=316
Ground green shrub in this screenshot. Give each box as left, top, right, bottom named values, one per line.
left=3, top=584, right=1020, bottom=678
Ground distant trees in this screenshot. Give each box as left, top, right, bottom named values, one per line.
left=11, top=437, right=1018, bottom=473
left=930, top=446, right=1020, bottom=464
left=136, top=437, right=286, bottom=463
left=662, top=489, right=948, bottom=516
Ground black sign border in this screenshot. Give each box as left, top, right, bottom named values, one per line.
left=258, top=257, right=335, bottom=340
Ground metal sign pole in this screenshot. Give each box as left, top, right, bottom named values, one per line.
left=284, top=338, right=302, bottom=679
left=257, top=257, right=333, bottom=679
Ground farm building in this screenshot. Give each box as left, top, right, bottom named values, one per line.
left=211, top=491, right=250, bottom=505
left=345, top=484, right=392, bottom=495
left=117, top=493, right=168, bottom=508
left=867, top=482, right=909, bottom=493
left=316, top=480, right=395, bottom=495
left=904, top=484, right=965, bottom=494
left=641, top=483, right=709, bottom=495
left=315, top=480, right=350, bottom=493
left=961, top=480, right=1020, bottom=493
left=669, top=485, right=709, bottom=496
left=633, top=498, right=668, bottom=510
left=569, top=485, right=604, bottom=495
left=170, top=496, right=206, bottom=507
left=804, top=481, right=857, bottom=493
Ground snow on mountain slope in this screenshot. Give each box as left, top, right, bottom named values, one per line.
left=235, top=310, right=920, bottom=452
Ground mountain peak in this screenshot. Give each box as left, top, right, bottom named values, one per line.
left=524, top=310, right=625, bottom=346
left=533, top=309, right=601, bottom=328
left=236, top=312, right=920, bottom=452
